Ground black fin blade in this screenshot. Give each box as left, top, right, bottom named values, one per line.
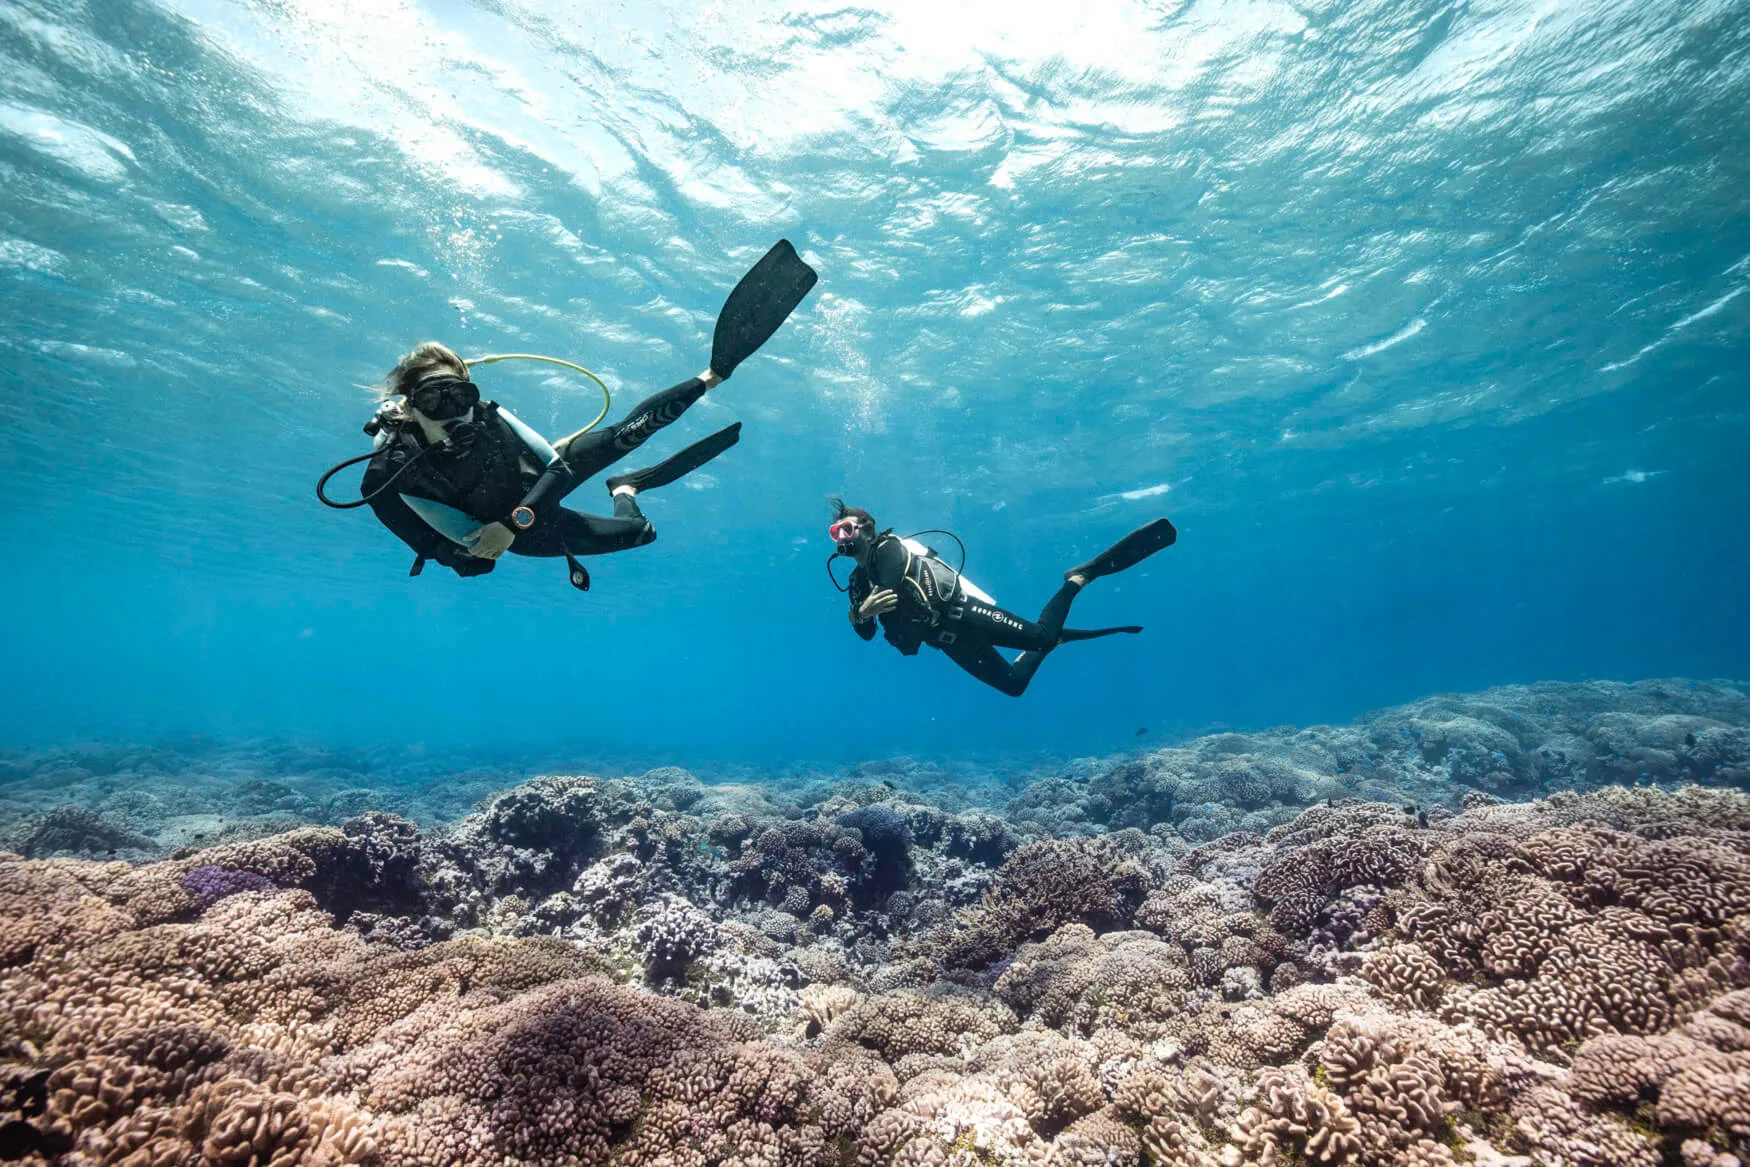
left=1070, top=518, right=1178, bottom=582
left=605, top=422, right=742, bottom=495
left=1057, top=625, right=1143, bottom=642
left=710, top=239, right=819, bottom=379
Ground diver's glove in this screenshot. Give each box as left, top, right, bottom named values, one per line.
left=464, top=521, right=516, bottom=560
left=857, top=587, right=899, bottom=622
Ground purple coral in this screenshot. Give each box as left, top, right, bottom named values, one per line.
left=179, top=864, right=275, bottom=909
left=635, top=893, right=721, bottom=978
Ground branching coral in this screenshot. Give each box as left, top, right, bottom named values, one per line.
left=1569, top=990, right=1750, bottom=1140
left=4, top=700, right=1750, bottom=1167
left=930, top=835, right=1153, bottom=975
left=836, top=988, right=1016, bottom=1063
left=1252, top=826, right=1421, bottom=937
left=634, top=893, right=722, bottom=979
left=1362, top=942, right=1447, bottom=1009
left=993, top=924, right=1191, bottom=1039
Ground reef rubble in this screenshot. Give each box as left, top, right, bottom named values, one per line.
left=0, top=679, right=1747, bottom=1165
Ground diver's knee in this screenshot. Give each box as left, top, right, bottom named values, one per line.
left=632, top=521, right=656, bottom=547
left=998, top=676, right=1030, bottom=698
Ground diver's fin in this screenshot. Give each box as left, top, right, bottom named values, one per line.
left=1058, top=625, right=1143, bottom=643
left=605, top=422, right=742, bottom=494
left=1067, top=518, right=1177, bottom=583
left=710, top=240, right=818, bottom=380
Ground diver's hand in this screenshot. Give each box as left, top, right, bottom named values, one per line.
left=857, top=588, right=898, bottom=622
left=464, top=522, right=515, bottom=559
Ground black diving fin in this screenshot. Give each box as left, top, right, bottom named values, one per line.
left=1058, top=625, right=1144, bottom=642
left=710, top=239, right=818, bottom=380
left=1067, top=518, right=1178, bottom=582
left=604, top=422, right=741, bottom=495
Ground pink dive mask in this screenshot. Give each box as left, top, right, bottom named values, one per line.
left=828, top=518, right=862, bottom=545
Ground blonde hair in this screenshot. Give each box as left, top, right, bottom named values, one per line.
left=381, top=341, right=468, bottom=399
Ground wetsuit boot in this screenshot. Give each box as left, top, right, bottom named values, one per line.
left=1066, top=518, right=1177, bottom=582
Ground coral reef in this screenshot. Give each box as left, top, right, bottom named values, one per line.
left=7, top=680, right=1747, bottom=863
left=1, top=679, right=1748, bottom=1164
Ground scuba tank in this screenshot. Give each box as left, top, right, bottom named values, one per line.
left=827, top=528, right=968, bottom=594
left=894, top=536, right=965, bottom=610
left=830, top=529, right=984, bottom=654
left=882, top=536, right=956, bottom=654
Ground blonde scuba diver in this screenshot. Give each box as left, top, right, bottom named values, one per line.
left=828, top=500, right=1177, bottom=697
left=318, top=240, right=818, bottom=591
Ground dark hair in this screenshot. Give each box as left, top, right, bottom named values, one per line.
left=828, top=496, right=876, bottom=530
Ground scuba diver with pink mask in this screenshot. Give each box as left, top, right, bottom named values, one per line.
left=825, top=498, right=1176, bottom=696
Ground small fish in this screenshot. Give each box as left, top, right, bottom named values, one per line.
left=1134, top=727, right=1149, bottom=736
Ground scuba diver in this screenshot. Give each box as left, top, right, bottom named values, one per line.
left=318, top=241, right=817, bottom=590
left=827, top=500, right=1176, bottom=697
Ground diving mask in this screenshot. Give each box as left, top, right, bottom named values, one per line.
left=828, top=518, right=862, bottom=546
left=408, top=374, right=480, bottom=421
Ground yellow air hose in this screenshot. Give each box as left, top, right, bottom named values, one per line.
left=463, top=353, right=612, bottom=442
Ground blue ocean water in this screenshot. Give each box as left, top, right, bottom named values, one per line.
left=1, top=0, right=1746, bottom=769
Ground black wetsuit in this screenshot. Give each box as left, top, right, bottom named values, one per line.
left=362, top=376, right=709, bottom=576
left=846, top=534, right=1087, bottom=697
